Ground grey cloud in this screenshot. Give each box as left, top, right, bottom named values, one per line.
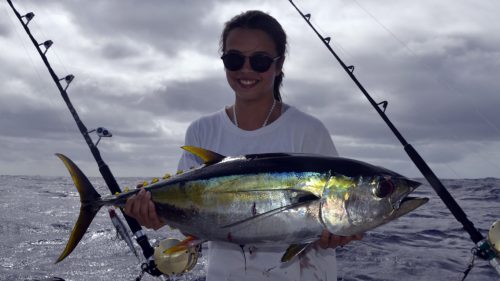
left=146, top=78, right=232, bottom=117
left=3, top=0, right=500, bottom=178
left=60, top=74, right=232, bottom=133
left=0, top=105, right=72, bottom=139
left=0, top=15, right=10, bottom=37
left=284, top=78, right=399, bottom=144
left=306, top=30, right=500, bottom=144
left=58, top=1, right=222, bottom=55
left=0, top=134, right=88, bottom=174
left=100, top=40, right=142, bottom=60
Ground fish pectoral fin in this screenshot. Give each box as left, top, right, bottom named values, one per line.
left=181, top=146, right=225, bottom=165
left=281, top=243, right=312, bottom=262
left=163, top=235, right=203, bottom=255
left=221, top=198, right=318, bottom=229
left=219, top=188, right=320, bottom=204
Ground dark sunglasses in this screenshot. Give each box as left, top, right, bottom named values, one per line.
left=221, top=53, right=281, bottom=73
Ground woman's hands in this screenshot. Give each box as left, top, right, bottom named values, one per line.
left=316, top=229, right=363, bottom=249
left=124, top=188, right=166, bottom=230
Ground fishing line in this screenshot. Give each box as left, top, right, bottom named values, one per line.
left=287, top=3, right=411, bottom=169
left=351, top=0, right=500, bottom=132
left=306, top=15, right=353, bottom=60
left=25, top=3, right=107, bottom=154
left=350, top=0, right=409, bottom=54
left=7, top=2, right=206, bottom=279
left=349, top=0, right=500, bottom=175
left=288, top=0, right=499, bottom=276
left=28, top=4, right=73, bottom=76
left=5, top=1, right=165, bottom=278
left=299, top=0, right=500, bottom=178
left=2, top=2, right=78, bottom=147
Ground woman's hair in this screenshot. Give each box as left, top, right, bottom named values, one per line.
left=220, top=10, right=288, bottom=101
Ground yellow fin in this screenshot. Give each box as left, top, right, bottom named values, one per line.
left=163, top=235, right=197, bottom=255
left=181, top=146, right=225, bottom=165
left=55, top=153, right=103, bottom=263
left=281, top=243, right=311, bottom=262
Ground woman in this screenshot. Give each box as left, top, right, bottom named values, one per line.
left=125, top=10, right=361, bottom=281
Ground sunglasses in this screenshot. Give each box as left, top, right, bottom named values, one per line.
left=221, top=52, right=281, bottom=73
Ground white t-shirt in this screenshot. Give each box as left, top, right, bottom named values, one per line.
left=178, top=104, right=338, bottom=281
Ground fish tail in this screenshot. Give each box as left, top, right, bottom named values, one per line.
left=55, top=153, right=103, bottom=263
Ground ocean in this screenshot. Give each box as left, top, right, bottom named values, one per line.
left=0, top=175, right=498, bottom=281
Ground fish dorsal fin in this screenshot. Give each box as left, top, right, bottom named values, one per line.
left=181, top=146, right=225, bottom=165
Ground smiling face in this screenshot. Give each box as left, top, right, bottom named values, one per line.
left=223, top=28, right=283, bottom=102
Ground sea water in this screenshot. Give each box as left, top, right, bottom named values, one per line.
left=0, top=175, right=498, bottom=281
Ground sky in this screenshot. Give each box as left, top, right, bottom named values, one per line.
left=1, top=0, right=499, bottom=179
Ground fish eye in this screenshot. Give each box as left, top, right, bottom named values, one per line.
left=374, top=178, right=395, bottom=198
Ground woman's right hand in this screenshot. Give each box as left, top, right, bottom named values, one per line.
left=124, top=188, right=166, bottom=230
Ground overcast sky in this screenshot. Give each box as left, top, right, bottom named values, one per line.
left=1, top=0, right=499, bottom=180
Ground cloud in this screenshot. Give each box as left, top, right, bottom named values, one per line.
left=56, top=0, right=222, bottom=56
left=0, top=10, right=11, bottom=37
left=2, top=0, right=500, bottom=179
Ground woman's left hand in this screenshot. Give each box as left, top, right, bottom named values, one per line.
left=316, top=229, right=363, bottom=249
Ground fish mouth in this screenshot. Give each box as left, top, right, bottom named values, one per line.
left=390, top=177, right=423, bottom=209
left=387, top=196, right=429, bottom=221
left=405, top=178, right=422, bottom=191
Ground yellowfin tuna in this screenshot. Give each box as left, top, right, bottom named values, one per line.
left=55, top=146, right=428, bottom=263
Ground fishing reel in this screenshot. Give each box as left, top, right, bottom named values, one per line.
left=489, top=220, right=500, bottom=275
left=108, top=210, right=200, bottom=278
left=488, top=220, right=500, bottom=256
left=477, top=220, right=500, bottom=276
left=460, top=221, right=500, bottom=280
left=153, top=238, right=201, bottom=276
left=477, top=220, right=500, bottom=261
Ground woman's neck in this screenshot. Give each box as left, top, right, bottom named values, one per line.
left=228, top=98, right=282, bottom=131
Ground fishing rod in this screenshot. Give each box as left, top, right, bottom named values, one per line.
left=5, top=0, right=165, bottom=278
left=288, top=0, right=499, bottom=277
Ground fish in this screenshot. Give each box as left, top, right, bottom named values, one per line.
left=55, top=146, right=428, bottom=263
